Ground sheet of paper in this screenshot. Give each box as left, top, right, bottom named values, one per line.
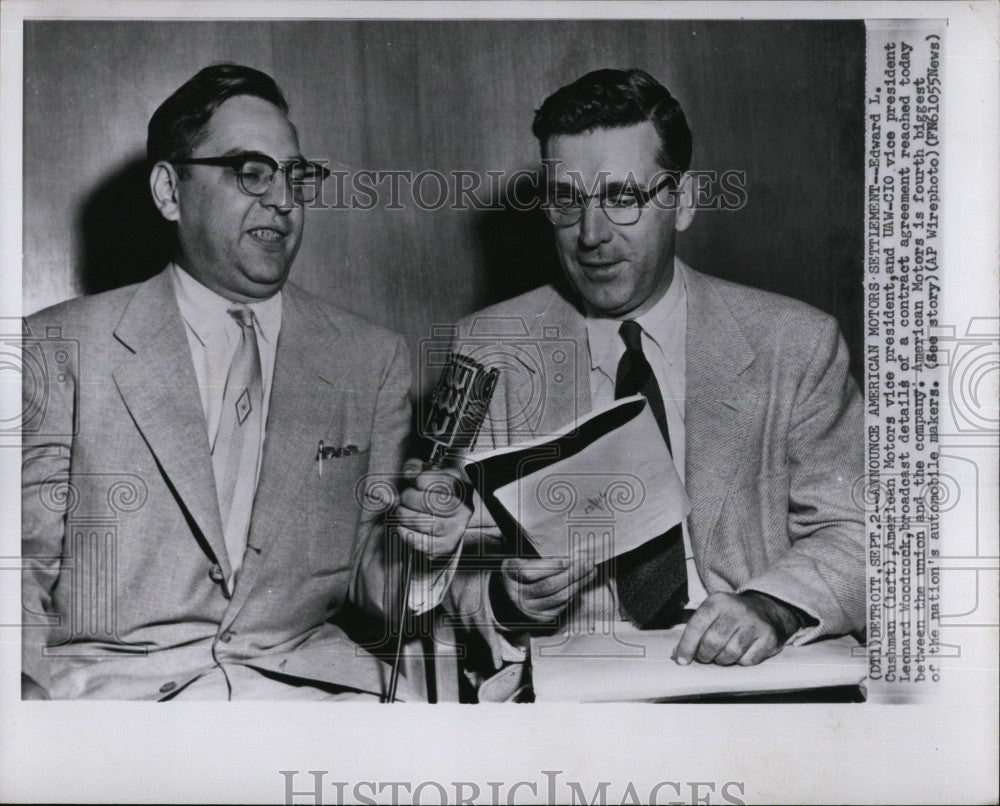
left=489, top=401, right=690, bottom=561
left=531, top=623, right=867, bottom=702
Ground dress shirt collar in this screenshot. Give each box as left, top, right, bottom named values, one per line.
left=170, top=262, right=282, bottom=346
left=586, top=258, right=688, bottom=376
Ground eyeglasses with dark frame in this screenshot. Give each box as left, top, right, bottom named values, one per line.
left=541, top=173, right=679, bottom=227
left=171, top=151, right=331, bottom=204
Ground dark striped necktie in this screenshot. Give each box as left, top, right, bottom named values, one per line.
left=613, top=319, right=688, bottom=628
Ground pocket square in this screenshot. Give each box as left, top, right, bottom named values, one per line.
left=317, top=443, right=359, bottom=459
left=316, top=441, right=364, bottom=477
left=316, top=442, right=358, bottom=459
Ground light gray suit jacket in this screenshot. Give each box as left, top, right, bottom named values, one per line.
left=22, top=269, right=413, bottom=699
left=445, top=262, right=865, bottom=674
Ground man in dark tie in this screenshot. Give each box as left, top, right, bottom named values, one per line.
left=446, top=68, right=864, bottom=699
left=21, top=63, right=468, bottom=700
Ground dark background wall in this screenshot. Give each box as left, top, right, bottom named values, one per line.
left=23, top=20, right=865, bottom=392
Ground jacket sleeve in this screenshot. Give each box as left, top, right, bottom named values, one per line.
left=21, top=313, right=77, bottom=696
left=739, top=315, right=866, bottom=641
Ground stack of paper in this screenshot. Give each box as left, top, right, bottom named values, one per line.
left=531, top=623, right=867, bottom=701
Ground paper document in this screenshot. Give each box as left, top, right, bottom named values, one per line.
left=531, top=623, right=867, bottom=701
left=462, top=395, right=690, bottom=562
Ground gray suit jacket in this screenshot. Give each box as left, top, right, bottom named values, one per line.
left=22, top=269, right=413, bottom=699
left=445, top=262, right=865, bottom=673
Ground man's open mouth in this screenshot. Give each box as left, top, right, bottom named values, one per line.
left=579, top=259, right=622, bottom=270
left=248, top=228, right=286, bottom=243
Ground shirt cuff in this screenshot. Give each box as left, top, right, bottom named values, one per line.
left=407, top=544, right=463, bottom=614
left=739, top=586, right=820, bottom=645
left=484, top=571, right=530, bottom=664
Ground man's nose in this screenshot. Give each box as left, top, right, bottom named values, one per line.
left=260, top=169, right=296, bottom=212
left=577, top=204, right=612, bottom=248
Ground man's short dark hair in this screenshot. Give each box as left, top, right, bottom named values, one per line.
left=532, top=68, right=692, bottom=173
left=147, top=63, right=289, bottom=176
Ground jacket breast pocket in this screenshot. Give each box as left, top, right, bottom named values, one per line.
left=301, top=447, right=373, bottom=577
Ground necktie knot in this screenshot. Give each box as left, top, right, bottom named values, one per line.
left=619, top=319, right=643, bottom=351
left=228, top=306, right=255, bottom=331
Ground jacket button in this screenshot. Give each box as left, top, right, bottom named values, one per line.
left=208, top=564, right=224, bottom=583
left=219, top=631, right=233, bottom=644
left=159, top=681, right=177, bottom=693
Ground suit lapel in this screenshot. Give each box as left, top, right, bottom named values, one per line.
left=111, top=270, right=231, bottom=581
left=683, top=265, right=762, bottom=565
left=223, top=286, right=347, bottom=618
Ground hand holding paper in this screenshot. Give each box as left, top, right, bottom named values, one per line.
left=493, top=554, right=599, bottom=626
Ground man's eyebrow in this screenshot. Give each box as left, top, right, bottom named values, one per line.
left=216, top=148, right=307, bottom=162
left=550, top=179, right=638, bottom=194
left=602, top=181, right=638, bottom=194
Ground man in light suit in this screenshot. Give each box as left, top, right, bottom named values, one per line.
left=446, top=69, right=864, bottom=698
left=21, top=64, right=468, bottom=700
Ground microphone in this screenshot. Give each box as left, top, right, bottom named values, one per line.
left=424, top=353, right=501, bottom=470
left=386, top=352, right=499, bottom=702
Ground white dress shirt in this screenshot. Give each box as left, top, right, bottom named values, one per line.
left=583, top=258, right=709, bottom=614
left=170, top=263, right=281, bottom=478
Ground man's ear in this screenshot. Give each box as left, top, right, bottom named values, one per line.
left=674, top=171, right=697, bottom=233
left=150, top=161, right=181, bottom=222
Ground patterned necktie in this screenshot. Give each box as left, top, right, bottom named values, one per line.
left=613, top=319, right=688, bottom=628
left=211, top=306, right=263, bottom=583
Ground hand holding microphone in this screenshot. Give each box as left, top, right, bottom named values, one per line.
left=393, top=352, right=499, bottom=560
left=394, top=457, right=472, bottom=561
